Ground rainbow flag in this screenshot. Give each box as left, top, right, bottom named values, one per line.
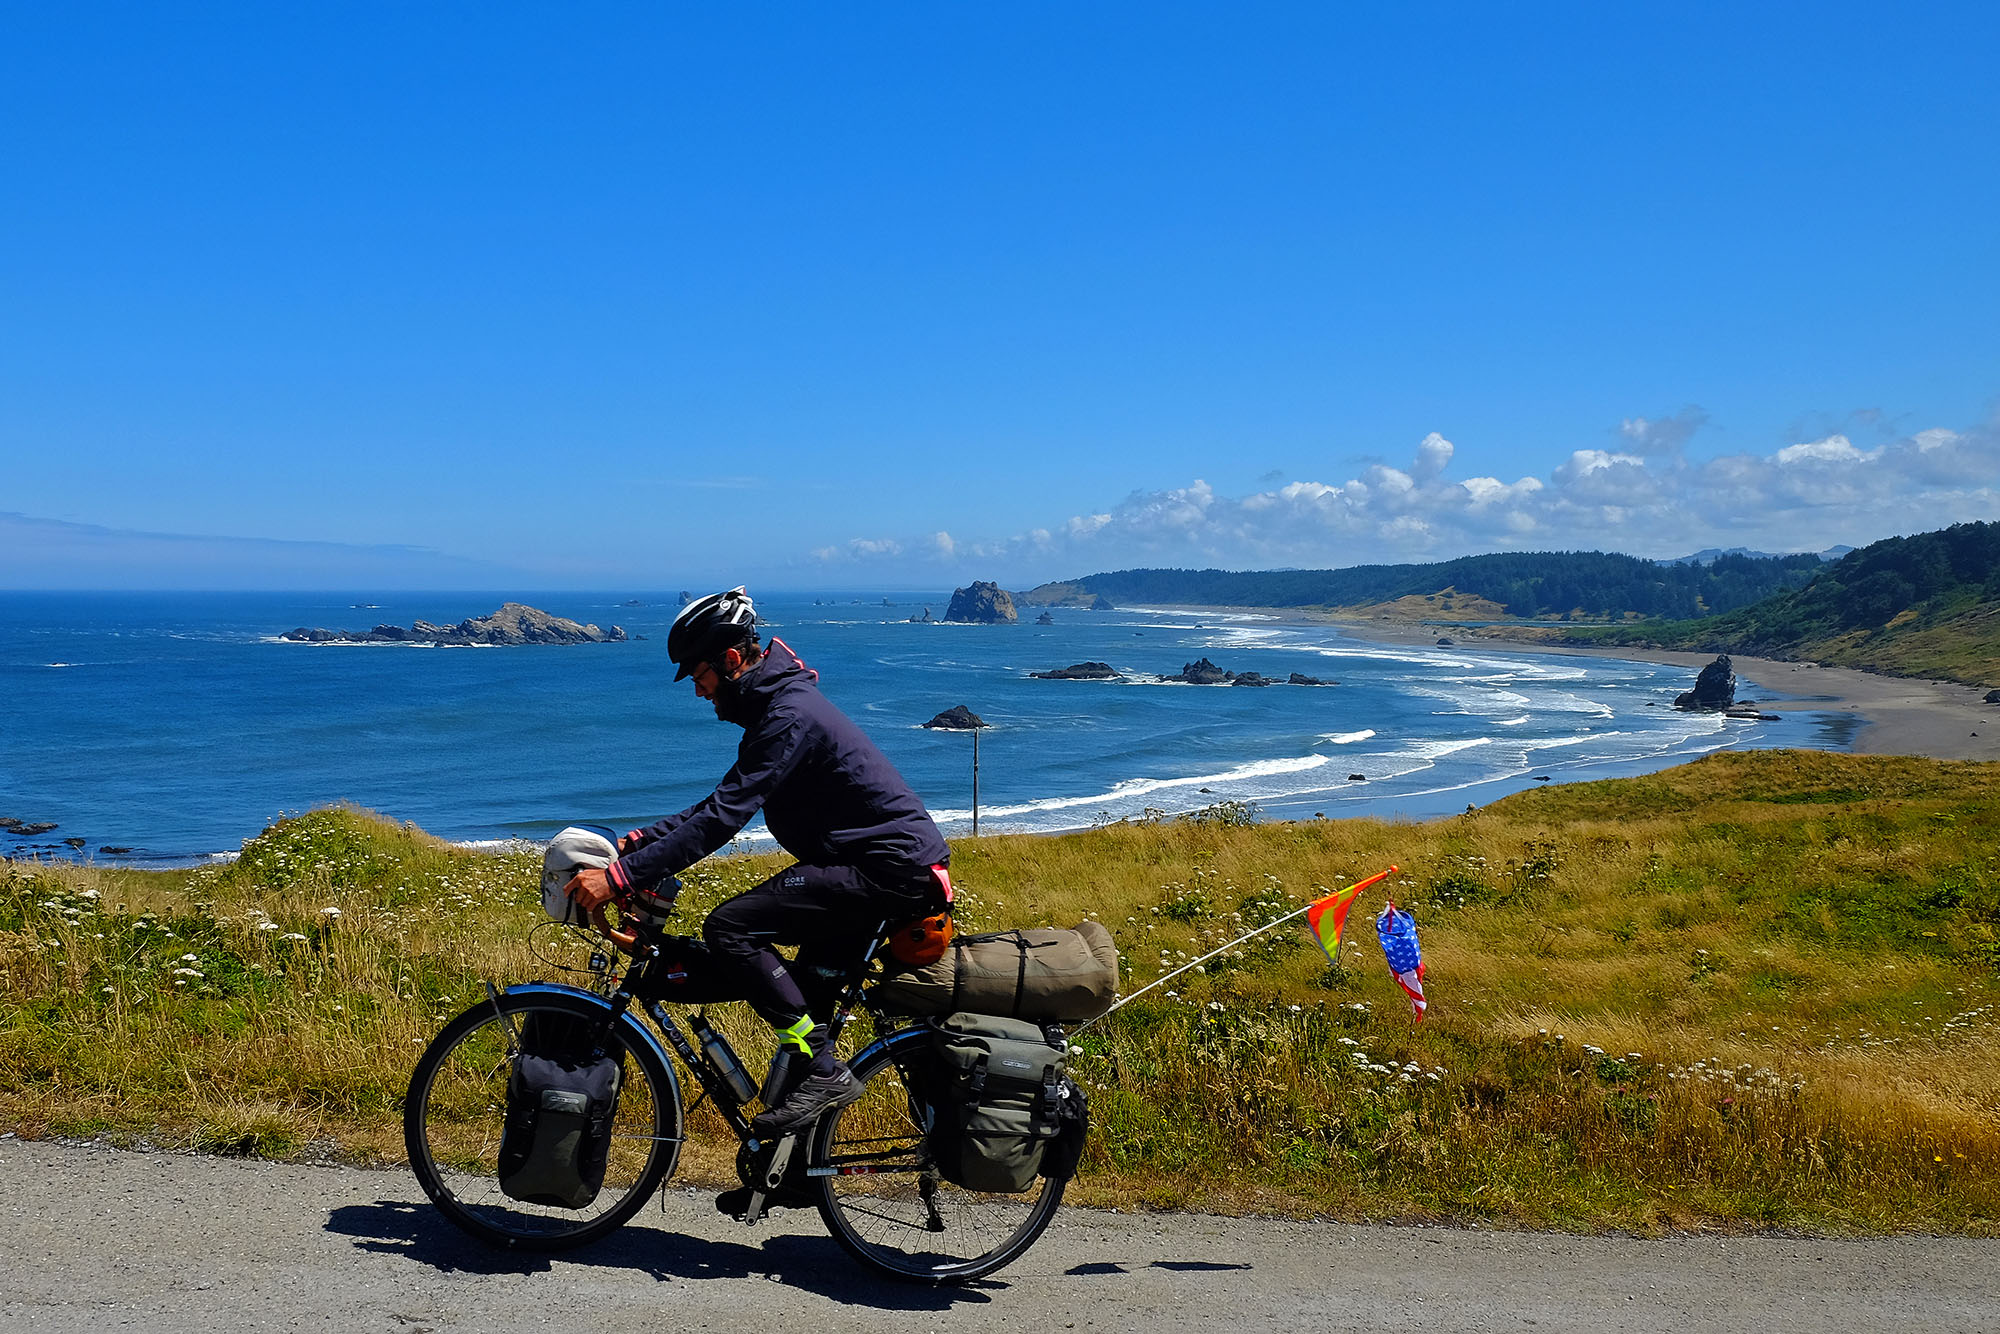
left=1304, top=866, right=1397, bottom=963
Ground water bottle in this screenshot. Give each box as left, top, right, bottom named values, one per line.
left=688, top=1013, right=757, bottom=1104
left=759, top=1047, right=796, bottom=1108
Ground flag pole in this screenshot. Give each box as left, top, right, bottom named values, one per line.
left=1072, top=865, right=1397, bottom=1035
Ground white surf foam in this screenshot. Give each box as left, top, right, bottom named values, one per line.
left=927, top=753, right=1335, bottom=826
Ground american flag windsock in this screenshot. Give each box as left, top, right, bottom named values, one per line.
left=1375, top=901, right=1427, bottom=1021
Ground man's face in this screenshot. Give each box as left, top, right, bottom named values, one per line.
left=690, top=662, right=721, bottom=716
left=691, top=653, right=743, bottom=719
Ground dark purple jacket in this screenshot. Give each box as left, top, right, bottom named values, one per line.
left=606, top=640, right=949, bottom=904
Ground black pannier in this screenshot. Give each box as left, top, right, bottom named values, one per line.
left=496, top=1011, right=626, bottom=1209
left=1040, top=1076, right=1089, bottom=1182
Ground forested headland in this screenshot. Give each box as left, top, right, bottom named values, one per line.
left=1026, top=522, right=2000, bottom=688
left=1560, top=522, right=2000, bottom=686
left=1025, top=549, right=1829, bottom=621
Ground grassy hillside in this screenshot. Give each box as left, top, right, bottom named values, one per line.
left=6, top=751, right=2000, bottom=1233
left=1561, top=522, right=2000, bottom=687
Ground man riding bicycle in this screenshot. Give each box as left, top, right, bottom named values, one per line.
left=564, top=587, right=952, bottom=1141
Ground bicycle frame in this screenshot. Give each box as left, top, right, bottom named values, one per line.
left=514, top=921, right=904, bottom=1214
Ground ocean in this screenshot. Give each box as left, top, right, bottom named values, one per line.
left=0, top=591, right=1849, bottom=865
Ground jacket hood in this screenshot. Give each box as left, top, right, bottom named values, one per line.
left=714, top=638, right=814, bottom=727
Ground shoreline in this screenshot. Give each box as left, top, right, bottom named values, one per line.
left=1147, top=604, right=2000, bottom=764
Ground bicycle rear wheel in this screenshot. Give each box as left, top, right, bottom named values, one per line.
left=808, top=1027, right=1065, bottom=1283
left=404, top=989, right=683, bottom=1251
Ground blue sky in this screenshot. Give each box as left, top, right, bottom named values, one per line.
left=3, top=4, right=1996, bottom=590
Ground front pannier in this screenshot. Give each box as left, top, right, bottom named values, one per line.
left=926, top=1012, right=1068, bottom=1194
left=875, top=922, right=1119, bottom=1022
left=496, top=1012, right=626, bottom=1209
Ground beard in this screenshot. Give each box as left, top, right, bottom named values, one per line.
left=711, top=672, right=755, bottom=726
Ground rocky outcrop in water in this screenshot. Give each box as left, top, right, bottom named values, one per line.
left=1035, top=611, right=1054, bottom=626
left=944, top=582, right=1018, bottom=624
left=1288, top=672, right=1333, bottom=685
left=1031, top=662, right=1120, bottom=680
left=283, top=603, right=627, bottom=646
left=1169, top=657, right=1231, bottom=684
left=921, top=705, right=989, bottom=730
left=1674, top=655, right=1737, bottom=711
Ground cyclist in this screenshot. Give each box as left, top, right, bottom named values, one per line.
left=564, top=587, right=952, bottom=1142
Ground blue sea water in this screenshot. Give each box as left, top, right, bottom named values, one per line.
left=0, top=591, right=1845, bottom=864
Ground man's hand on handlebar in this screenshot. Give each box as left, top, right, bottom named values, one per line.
left=564, top=868, right=639, bottom=953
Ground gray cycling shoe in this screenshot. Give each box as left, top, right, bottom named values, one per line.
left=749, top=1063, right=865, bottom=1139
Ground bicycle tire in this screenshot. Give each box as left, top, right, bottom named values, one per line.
left=404, top=989, right=683, bottom=1251
left=809, top=1027, right=1066, bottom=1284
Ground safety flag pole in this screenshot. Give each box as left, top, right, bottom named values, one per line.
left=1072, top=865, right=1397, bottom=1035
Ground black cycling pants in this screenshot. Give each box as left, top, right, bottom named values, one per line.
left=703, top=863, right=943, bottom=1029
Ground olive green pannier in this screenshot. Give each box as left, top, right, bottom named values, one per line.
left=873, top=922, right=1119, bottom=1023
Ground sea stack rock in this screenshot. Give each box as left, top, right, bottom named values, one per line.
left=1169, top=657, right=1230, bottom=685
left=921, top=705, right=989, bottom=730
left=1035, top=611, right=1054, bottom=626
left=1030, top=662, right=1120, bottom=680
left=944, top=582, right=1018, bottom=624
left=282, top=603, right=627, bottom=646
left=1674, top=655, right=1737, bottom=711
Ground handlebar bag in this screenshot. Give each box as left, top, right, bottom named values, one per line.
left=875, top=922, right=1119, bottom=1022
left=497, top=1019, right=626, bottom=1209
left=925, top=1012, right=1067, bottom=1193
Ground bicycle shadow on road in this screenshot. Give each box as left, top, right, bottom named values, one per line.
left=325, top=1200, right=999, bottom=1310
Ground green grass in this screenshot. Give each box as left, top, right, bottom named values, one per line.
left=5, top=753, right=2000, bottom=1233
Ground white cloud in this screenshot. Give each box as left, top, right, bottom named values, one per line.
left=1412, top=431, right=1454, bottom=480
left=1617, top=406, right=1709, bottom=455
left=793, top=406, right=2000, bottom=577
left=812, top=536, right=905, bottom=562
left=1774, top=434, right=1880, bottom=466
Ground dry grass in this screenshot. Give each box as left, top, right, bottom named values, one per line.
left=4, top=751, right=1999, bottom=1232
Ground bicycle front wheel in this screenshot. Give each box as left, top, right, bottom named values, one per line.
left=404, top=989, right=683, bottom=1251
left=809, top=1027, right=1066, bottom=1284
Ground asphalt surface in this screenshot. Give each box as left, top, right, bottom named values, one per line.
left=3, top=1137, right=1998, bottom=1333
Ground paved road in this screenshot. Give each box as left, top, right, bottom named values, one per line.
left=3, top=1138, right=1997, bottom=1333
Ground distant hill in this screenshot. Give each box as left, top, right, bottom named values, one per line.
left=1567, top=522, right=2000, bottom=687
left=1659, top=545, right=1851, bottom=566
left=1025, top=549, right=1827, bottom=621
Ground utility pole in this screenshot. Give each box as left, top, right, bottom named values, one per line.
left=920, top=704, right=991, bottom=839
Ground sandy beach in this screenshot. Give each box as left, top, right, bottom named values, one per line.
left=1148, top=604, right=2000, bottom=764
left=1329, top=619, right=2000, bottom=763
